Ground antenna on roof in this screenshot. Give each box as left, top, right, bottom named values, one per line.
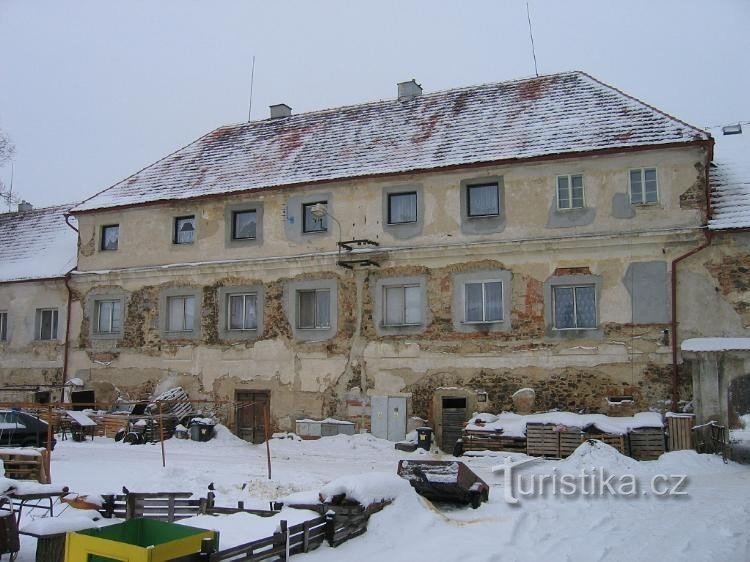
left=248, top=55, right=256, bottom=122
left=526, top=2, right=539, bottom=77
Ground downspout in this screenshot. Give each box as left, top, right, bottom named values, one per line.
left=670, top=144, right=714, bottom=412
left=62, top=213, right=79, bottom=389
left=62, top=275, right=73, bottom=387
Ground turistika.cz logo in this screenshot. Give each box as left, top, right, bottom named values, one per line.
left=492, top=461, right=689, bottom=504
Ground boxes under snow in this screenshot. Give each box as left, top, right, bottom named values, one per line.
left=296, top=418, right=355, bottom=439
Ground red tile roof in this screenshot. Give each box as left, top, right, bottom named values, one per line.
left=72, top=71, right=709, bottom=213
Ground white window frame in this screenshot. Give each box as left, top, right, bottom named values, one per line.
left=556, top=174, right=585, bottom=210
left=463, top=279, right=504, bottom=324
left=0, top=311, right=7, bottom=341
left=382, top=284, right=422, bottom=327
left=629, top=167, right=659, bottom=205
left=95, top=299, right=122, bottom=334
left=552, top=284, right=597, bottom=330
left=296, top=289, right=331, bottom=330
left=166, top=295, right=196, bottom=332
left=227, top=292, right=258, bottom=331
left=36, top=308, right=59, bottom=341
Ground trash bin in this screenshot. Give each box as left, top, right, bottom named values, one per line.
left=189, top=424, right=214, bottom=442
left=416, top=427, right=433, bottom=450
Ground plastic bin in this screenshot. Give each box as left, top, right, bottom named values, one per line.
left=64, top=518, right=217, bottom=562
left=190, top=424, right=214, bottom=442
left=416, top=427, right=433, bottom=450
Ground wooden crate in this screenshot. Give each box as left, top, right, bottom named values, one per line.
left=0, top=450, right=48, bottom=483
left=667, top=414, right=695, bottom=451
left=526, top=423, right=560, bottom=457
left=558, top=427, right=584, bottom=457
left=583, top=431, right=628, bottom=456
left=628, top=427, right=666, bottom=460
left=461, top=430, right=527, bottom=453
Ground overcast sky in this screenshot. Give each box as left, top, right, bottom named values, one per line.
left=0, top=0, right=748, bottom=208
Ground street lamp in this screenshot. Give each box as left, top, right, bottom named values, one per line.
left=309, top=202, right=342, bottom=248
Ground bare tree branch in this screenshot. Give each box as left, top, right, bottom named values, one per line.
left=0, top=129, right=18, bottom=209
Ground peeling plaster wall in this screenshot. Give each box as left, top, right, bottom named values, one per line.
left=38, top=145, right=736, bottom=433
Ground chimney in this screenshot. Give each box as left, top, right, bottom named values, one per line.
left=17, top=200, right=33, bottom=212
left=270, top=104, right=292, bottom=119
left=397, top=79, right=422, bottom=101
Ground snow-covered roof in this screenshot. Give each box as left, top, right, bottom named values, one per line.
left=0, top=204, right=78, bottom=283
left=709, top=129, right=750, bottom=230
left=72, top=71, right=709, bottom=214
left=681, top=337, right=750, bottom=352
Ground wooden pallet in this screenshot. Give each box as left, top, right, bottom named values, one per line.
left=0, top=450, right=49, bottom=483
left=460, top=430, right=527, bottom=453
left=628, top=428, right=666, bottom=460
left=526, top=424, right=560, bottom=457
left=583, top=432, right=628, bottom=456
left=558, top=427, right=584, bottom=457
left=667, top=414, right=694, bottom=451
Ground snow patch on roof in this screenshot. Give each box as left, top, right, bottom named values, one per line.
left=0, top=204, right=78, bottom=283
left=709, top=130, right=750, bottom=230
left=681, top=337, right=750, bottom=352
left=72, top=71, right=708, bottom=213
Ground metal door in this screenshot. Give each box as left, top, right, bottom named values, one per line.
left=387, top=396, right=406, bottom=442
left=441, top=396, right=467, bottom=452
left=371, top=395, right=407, bottom=442
left=235, top=391, right=269, bottom=444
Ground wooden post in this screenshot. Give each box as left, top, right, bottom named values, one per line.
left=45, top=404, right=53, bottom=482
left=264, top=402, right=272, bottom=480
left=302, top=519, right=311, bottom=552
left=159, top=401, right=166, bottom=467
left=325, top=511, right=336, bottom=547
left=280, top=519, right=288, bottom=561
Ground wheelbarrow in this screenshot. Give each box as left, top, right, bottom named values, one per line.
left=397, top=460, right=489, bottom=508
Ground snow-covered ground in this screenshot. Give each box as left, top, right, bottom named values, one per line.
left=9, top=427, right=750, bottom=561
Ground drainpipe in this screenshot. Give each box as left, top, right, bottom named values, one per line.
left=669, top=148, right=714, bottom=412
left=62, top=213, right=79, bottom=390
left=62, top=275, right=73, bottom=388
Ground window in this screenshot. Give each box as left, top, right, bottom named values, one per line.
left=36, top=308, right=58, bottom=340
left=467, top=183, right=500, bottom=217
left=174, top=216, right=196, bottom=244
left=552, top=285, right=596, bottom=329
left=464, top=281, right=503, bottom=323
left=232, top=210, right=257, bottom=240
left=166, top=295, right=195, bottom=332
left=557, top=175, right=584, bottom=209
left=0, top=311, right=7, bottom=341
left=101, top=225, right=119, bottom=251
left=383, top=285, right=421, bottom=326
left=388, top=192, right=417, bottom=224
left=297, top=289, right=330, bottom=329
left=227, top=293, right=258, bottom=330
left=95, top=300, right=121, bottom=334
left=302, top=201, right=328, bottom=233
left=629, top=168, right=658, bottom=205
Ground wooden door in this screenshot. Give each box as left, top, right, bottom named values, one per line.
left=235, top=391, right=269, bottom=444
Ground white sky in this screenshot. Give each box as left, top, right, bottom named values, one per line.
left=0, top=0, right=748, bottom=208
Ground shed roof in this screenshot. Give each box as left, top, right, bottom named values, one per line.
left=71, top=71, right=709, bottom=214
left=708, top=128, right=750, bottom=230
left=0, top=204, right=78, bottom=283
